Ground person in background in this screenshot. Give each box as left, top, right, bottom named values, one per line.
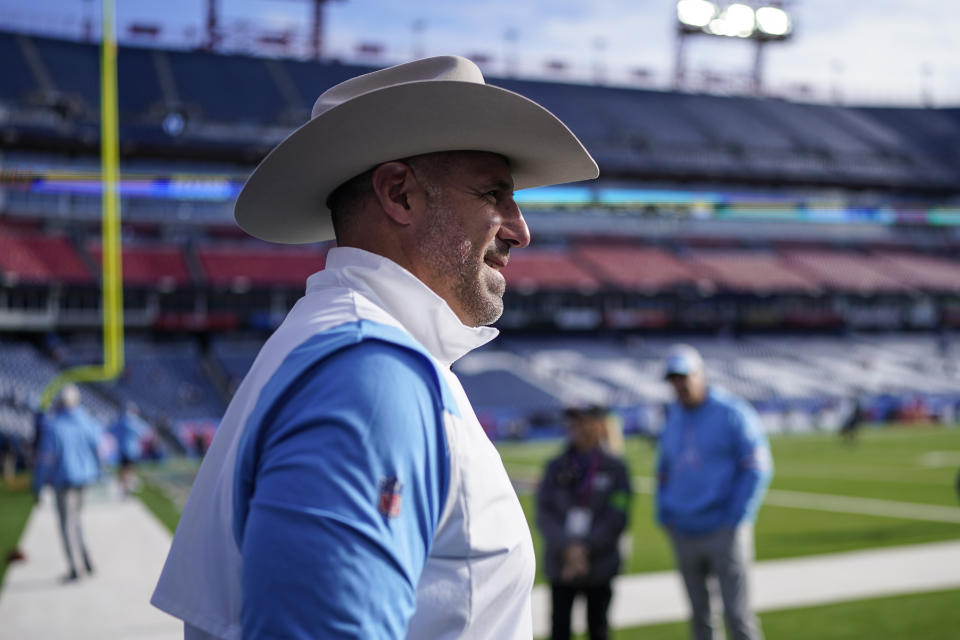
left=32, top=384, right=103, bottom=582
left=537, top=404, right=632, bottom=640
left=839, top=394, right=865, bottom=446
left=108, top=402, right=151, bottom=495
left=656, top=345, right=773, bottom=640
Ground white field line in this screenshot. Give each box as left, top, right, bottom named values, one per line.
left=919, top=451, right=960, bottom=468
left=507, top=466, right=960, bottom=524
left=771, top=467, right=938, bottom=484
left=636, top=475, right=960, bottom=524
left=762, top=489, right=960, bottom=524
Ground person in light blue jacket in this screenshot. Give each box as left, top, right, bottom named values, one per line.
left=33, top=384, right=103, bottom=581
left=109, top=403, right=151, bottom=495
left=656, top=345, right=773, bottom=640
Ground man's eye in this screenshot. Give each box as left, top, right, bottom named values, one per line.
left=484, top=191, right=500, bottom=202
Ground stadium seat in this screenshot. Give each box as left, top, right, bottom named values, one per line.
left=195, top=244, right=328, bottom=288
left=0, top=231, right=93, bottom=284
left=502, top=248, right=602, bottom=292
left=87, top=243, right=193, bottom=288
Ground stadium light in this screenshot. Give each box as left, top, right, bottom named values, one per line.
left=756, top=6, right=792, bottom=37
left=677, top=0, right=717, bottom=29
left=677, top=1, right=793, bottom=41
left=673, top=0, right=794, bottom=94
left=709, top=3, right=756, bottom=38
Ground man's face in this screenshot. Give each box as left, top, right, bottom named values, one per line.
left=667, top=368, right=707, bottom=408
left=412, top=151, right=530, bottom=327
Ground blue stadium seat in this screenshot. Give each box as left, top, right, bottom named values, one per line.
left=0, top=32, right=40, bottom=105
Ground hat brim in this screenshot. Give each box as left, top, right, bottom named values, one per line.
left=235, top=80, right=599, bottom=244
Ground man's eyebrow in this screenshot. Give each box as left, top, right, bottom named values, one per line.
left=482, top=178, right=514, bottom=193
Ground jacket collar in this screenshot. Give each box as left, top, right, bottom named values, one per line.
left=306, top=247, right=499, bottom=368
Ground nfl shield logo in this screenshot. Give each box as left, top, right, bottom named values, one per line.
left=378, top=476, right=403, bottom=517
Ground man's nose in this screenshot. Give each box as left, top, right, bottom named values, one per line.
left=498, top=200, right=531, bottom=249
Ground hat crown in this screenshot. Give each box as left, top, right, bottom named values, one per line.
left=664, top=344, right=704, bottom=376
left=311, top=56, right=486, bottom=119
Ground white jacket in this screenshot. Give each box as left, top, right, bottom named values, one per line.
left=152, top=247, right=535, bottom=639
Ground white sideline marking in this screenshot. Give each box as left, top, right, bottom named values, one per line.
left=511, top=466, right=960, bottom=523
left=919, top=451, right=960, bottom=468
left=763, top=489, right=960, bottom=523
left=632, top=475, right=960, bottom=523
left=633, top=475, right=960, bottom=524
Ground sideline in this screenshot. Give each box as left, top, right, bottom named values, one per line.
left=0, top=480, right=181, bottom=640
left=763, top=488, right=960, bottom=523
left=4, top=475, right=957, bottom=639
left=512, top=467, right=960, bottom=523
left=634, top=475, right=960, bottom=524
left=532, top=539, right=960, bottom=636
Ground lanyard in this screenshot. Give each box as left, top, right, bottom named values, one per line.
left=571, top=450, right=600, bottom=505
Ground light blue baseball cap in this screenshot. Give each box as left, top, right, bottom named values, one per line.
left=664, top=345, right=704, bottom=379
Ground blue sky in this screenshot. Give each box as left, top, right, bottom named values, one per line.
left=1, top=0, right=958, bottom=106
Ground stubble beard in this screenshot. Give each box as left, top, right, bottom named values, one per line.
left=420, top=196, right=505, bottom=327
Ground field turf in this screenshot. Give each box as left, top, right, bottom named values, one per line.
left=137, top=425, right=960, bottom=575
left=132, top=425, right=960, bottom=637
left=0, top=475, right=33, bottom=587
left=498, top=425, right=960, bottom=580
left=599, top=587, right=960, bottom=640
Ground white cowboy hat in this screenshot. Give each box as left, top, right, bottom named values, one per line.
left=235, top=55, right=599, bottom=244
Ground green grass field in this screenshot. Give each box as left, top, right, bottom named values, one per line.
left=500, top=425, right=960, bottom=581
left=608, top=588, right=960, bottom=640
left=5, top=425, right=956, bottom=636
left=0, top=475, right=34, bottom=587
left=128, top=425, right=960, bottom=638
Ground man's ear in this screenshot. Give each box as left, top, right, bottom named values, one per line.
left=371, top=162, right=420, bottom=226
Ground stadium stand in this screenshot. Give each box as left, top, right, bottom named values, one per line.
left=455, top=332, right=960, bottom=436
left=502, top=248, right=602, bottom=292
left=1, top=29, right=959, bottom=438
left=60, top=336, right=225, bottom=422
left=209, top=336, right=262, bottom=384
left=0, top=340, right=116, bottom=425
left=781, top=249, right=913, bottom=293
left=686, top=250, right=821, bottom=294
left=87, top=242, right=193, bottom=288
left=574, top=245, right=704, bottom=292
left=31, top=35, right=101, bottom=116
left=2, top=30, right=959, bottom=186
left=874, top=251, right=960, bottom=293
left=0, top=231, right=93, bottom=284
left=195, top=244, right=328, bottom=288
left=164, top=49, right=288, bottom=124
left=0, top=33, right=38, bottom=106
left=116, top=45, right=166, bottom=119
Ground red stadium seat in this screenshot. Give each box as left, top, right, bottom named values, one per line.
left=88, top=243, right=192, bottom=288
left=0, top=231, right=93, bottom=284
left=873, top=251, right=960, bottom=293
left=688, top=250, right=820, bottom=294
left=575, top=245, right=703, bottom=292
left=196, top=244, right=327, bottom=288
left=502, top=249, right=601, bottom=292
left=780, top=249, right=913, bottom=293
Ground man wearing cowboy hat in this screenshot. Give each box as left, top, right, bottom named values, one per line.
left=152, top=56, right=597, bottom=639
